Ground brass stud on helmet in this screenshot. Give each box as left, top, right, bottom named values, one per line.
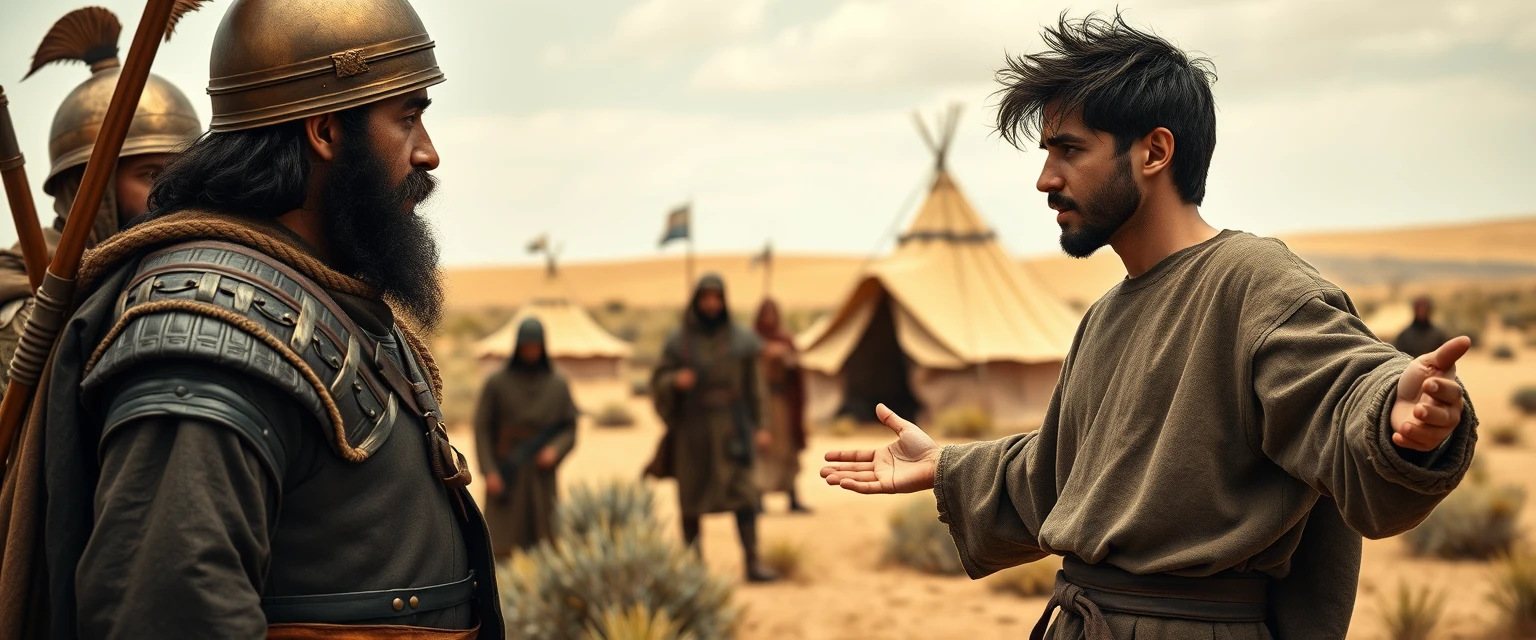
left=206, top=0, right=446, bottom=132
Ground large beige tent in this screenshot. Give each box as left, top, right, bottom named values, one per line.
left=795, top=107, right=1080, bottom=429
left=474, top=274, right=632, bottom=380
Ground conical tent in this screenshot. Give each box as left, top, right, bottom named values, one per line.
left=796, top=106, right=1079, bottom=429
left=474, top=275, right=632, bottom=380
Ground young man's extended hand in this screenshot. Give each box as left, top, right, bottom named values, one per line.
left=820, top=403, right=942, bottom=494
left=1391, top=336, right=1471, bottom=452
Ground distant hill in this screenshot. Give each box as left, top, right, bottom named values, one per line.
left=444, top=215, right=1536, bottom=311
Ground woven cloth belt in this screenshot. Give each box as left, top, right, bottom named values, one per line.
left=1030, top=557, right=1269, bottom=640
left=262, top=571, right=477, bottom=624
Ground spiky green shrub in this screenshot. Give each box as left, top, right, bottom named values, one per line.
left=584, top=603, right=697, bottom=640
left=934, top=406, right=993, bottom=439
left=593, top=401, right=636, bottom=428
left=1377, top=581, right=1445, bottom=640
left=504, top=481, right=738, bottom=639
left=1405, top=481, right=1526, bottom=559
left=987, top=557, right=1061, bottom=598
left=884, top=497, right=964, bottom=575
left=557, top=480, right=655, bottom=539
left=1515, top=386, right=1536, bottom=416
left=1491, top=550, right=1536, bottom=638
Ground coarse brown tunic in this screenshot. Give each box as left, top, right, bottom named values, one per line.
left=649, top=318, right=764, bottom=518
left=933, top=230, right=1477, bottom=639
left=472, top=364, right=578, bottom=556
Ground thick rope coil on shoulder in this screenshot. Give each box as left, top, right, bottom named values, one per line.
left=84, top=298, right=366, bottom=462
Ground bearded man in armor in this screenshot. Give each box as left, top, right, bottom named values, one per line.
left=0, top=6, right=203, bottom=391
left=1, top=0, right=503, bottom=637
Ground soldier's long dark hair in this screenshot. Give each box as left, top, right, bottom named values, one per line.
left=995, top=11, right=1218, bottom=204
left=145, top=110, right=367, bottom=220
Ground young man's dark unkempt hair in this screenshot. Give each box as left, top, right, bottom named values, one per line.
left=995, top=11, right=1218, bottom=205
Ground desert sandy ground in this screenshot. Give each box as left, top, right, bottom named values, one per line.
left=447, top=335, right=1536, bottom=639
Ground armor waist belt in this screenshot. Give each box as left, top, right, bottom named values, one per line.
left=1030, top=557, right=1269, bottom=640
left=262, top=571, right=478, bottom=624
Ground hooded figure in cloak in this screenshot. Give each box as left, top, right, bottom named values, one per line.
left=753, top=298, right=810, bottom=513
left=472, top=317, right=579, bottom=557
left=1393, top=297, right=1451, bottom=358
left=646, top=273, right=779, bottom=582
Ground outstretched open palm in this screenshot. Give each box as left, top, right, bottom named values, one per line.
left=821, top=403, right=942, bottom=494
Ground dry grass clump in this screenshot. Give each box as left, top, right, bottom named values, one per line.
left=1489, top=422, right=1524, bottom=447
left=1491, top=550, right=1536, bottom=639
left=584, top=604, right=697, bottom=640
left=1377, top=580, right=1446, bottom=640
left=1493, top=344, right=1517, bottom=361
left=884, top=498, right=964, bottom=576
left=503, top=481, right=737, bottom=639
left=934, top=406, right=993, bottom=439
left=824, top=415, right=858, bottom=437
left=986, top=557, right=1061, bottom=598
left=761, top=538, right=808, bottom=582
left=593, top=401, right=637, bottom=428
left=1404, top=474, right=1525, bottom=560
left=1515, top=386, right=1536, bottom=416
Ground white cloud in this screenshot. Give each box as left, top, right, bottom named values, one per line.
left=613, top=0, right=771, bottom=53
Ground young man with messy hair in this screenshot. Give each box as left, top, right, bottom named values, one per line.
left=822, top=12, right=1477, bottom=639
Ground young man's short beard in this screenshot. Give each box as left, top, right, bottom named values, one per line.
left=1056, top=155, right=1142, bottom=259
left=320, top=126, right=444, bottom=331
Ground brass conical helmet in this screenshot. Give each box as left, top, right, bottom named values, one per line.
left=26, top=7, right=203, bottom=195
left=207, top=0, right=445, bottom=132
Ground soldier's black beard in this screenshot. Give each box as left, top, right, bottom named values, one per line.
left=321, top=138, right=443, bottom=331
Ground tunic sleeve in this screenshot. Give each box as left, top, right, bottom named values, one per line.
left=472, top=376, right=500, bottom=476
left=77, top=417, right=273, bottom=639
left=933, top=398, right=1060, bottom=578
left=1253, top=293, right=1477, bottom=539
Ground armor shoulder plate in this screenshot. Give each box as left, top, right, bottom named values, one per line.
left=82, top=240, right=405, bottom=462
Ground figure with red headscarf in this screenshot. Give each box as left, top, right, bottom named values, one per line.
left=754, top=298, right=811, bottom=513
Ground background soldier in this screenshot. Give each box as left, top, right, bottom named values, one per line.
left=753, top=298, right=810, bottom=514
left=1394, top=296, right=1451, bottom=358
left=0, top=6, right=202, bottom=389
left=2, top=0, right=503, bottom=636
left=647, top=273, right=779, bottom=582
left=473, top=317, right=578, bottom=558
left=822, top=13, right=1475, bottom=639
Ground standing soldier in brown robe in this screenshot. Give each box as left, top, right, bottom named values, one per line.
left=646, top=273, right=779, bottom=582
left=1393, top=296, right=1451, bottom=358
left=0, top=6, right=203, bottom=390
left=473, top=317, right=579, bottom=557
left=822, top=13, right=1476, bottom=639
left=753, top=298, right=811, bottom=513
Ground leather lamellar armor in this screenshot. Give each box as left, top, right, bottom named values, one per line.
left=81, top=240, right=429, bottom=472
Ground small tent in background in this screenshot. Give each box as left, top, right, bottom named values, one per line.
left=474, top=247, right=632, bottom=380
left=795, top=105, right=1080, bottom=430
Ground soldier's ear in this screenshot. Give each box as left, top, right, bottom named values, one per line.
left=304, top=112, right=342, bottom=163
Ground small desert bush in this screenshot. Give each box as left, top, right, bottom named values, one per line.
left=987, top=557, right=1061, bottom=598
left=1493, top=344, right=1517, bottom=361
left=1491, top=550, right=1536, bottom=638
left=1377, top=581, right=1446, bottom=640
left=594, top=401, right=637, bottom=428
left=504, top=480, right=737, bottom=639
left=761, top=538, right=807, bottom=582
left=825, top=415, right=858, bottom=437
left=1490, top=423, right=1524, bottom=447
left=558, top=480, right=655, bottom=539
left=1405, top=481, right=1526, bottom=559
left=884, top=498, right=964, bottom=576
left=934, top=406, right=993, bottom=439
left=584, top=604, right=697, bottom=640
left=1515, top=386, right=1536, bottom=416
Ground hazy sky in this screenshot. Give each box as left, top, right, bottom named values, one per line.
left=3, top=0, right=1533, bottom=267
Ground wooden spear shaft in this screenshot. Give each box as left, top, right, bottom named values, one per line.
left=0, top=0, right=180, bottom=473
left=0, top=86, right=49, bottom=293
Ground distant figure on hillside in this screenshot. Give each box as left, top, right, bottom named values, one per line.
left=754, top=299, right=812, bottom=514
left=474, top=318, right=579, bottom=557
left=1394, top=297, right=1451, bottom=358
left=821, top=12, right=1476, bottom=639
left=646, top=274, right=780, bottom=582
